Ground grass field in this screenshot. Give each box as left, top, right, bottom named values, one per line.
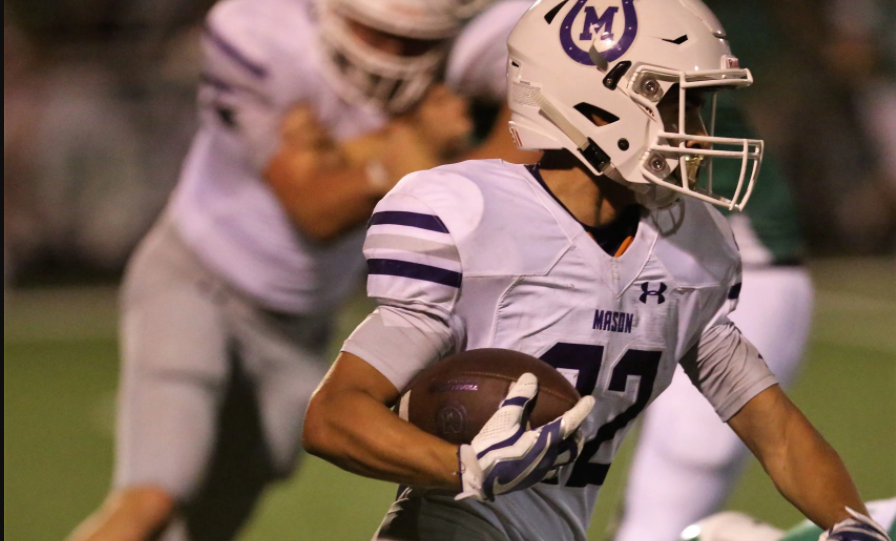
left=5, top=258, right=895, bottom=541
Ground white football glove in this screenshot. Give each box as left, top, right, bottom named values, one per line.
left=820, top=508, right=892, bottom=541
left=455, top=372, right=595, bottom=502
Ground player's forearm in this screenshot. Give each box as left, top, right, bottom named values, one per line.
left=730, top=386, right=866, bottom=528
left=264, top=152, right=383, bottom=242
left=768, top=412, right=866, bottom=527
left=303, top=383, right=460, bottom=490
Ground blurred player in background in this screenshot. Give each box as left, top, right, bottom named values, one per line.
left=614, top=94, right=814, bottom=541
left=302, top=1, right=889, bottom=541
left=66, top=1, right=532, bottom=540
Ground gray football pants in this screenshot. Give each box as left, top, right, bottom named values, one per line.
left=113, top=215, right=332, bottom=541
left=375, top=487, right=510, bottom=541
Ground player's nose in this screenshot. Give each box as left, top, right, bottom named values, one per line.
left=684, top=111, right=710, bottom=149
left=685, top=138, right=710, bottom=151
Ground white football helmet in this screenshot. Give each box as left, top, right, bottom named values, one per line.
left=316, top=0, right=461, bottom=114
left=507, top=0, right=764, bottom=210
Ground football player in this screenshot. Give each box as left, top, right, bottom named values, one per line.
left=614, top=94, right=814, bottom=541
left=66, top=1, right=533, bottom=541
left=302, top=1, right=892, bottom=541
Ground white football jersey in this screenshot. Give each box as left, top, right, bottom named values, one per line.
left=166, top=0, right=526, bottom=313
left=346, top=159, right=777, bottom=541
left=167, top=0, right=382, bottom=313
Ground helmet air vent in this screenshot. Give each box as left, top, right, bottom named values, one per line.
left=661, top=35, right=689, bottom=45
left=574, top=102, right=619, bottom=127
left=544, top=0, right=569, bottom=25
left=603, top=61, right=632, bottom=90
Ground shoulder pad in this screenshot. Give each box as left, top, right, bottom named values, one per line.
left=651, top=198, right=741, bottom=288
left=383, top=161, right=572, bottom=276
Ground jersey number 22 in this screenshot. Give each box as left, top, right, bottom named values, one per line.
left=541, top=343, right=662, bottom=487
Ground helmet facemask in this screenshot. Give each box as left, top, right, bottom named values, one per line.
left=316, top=0, right=455, bottom=114
left=629, top=67, right=764, bottom=211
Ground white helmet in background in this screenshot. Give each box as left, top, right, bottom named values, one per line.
left=316, top=0, right=461, bottom=114
left=506, top=0, right=764, bottom=210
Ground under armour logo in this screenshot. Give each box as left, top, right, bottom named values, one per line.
left=639, top=282, right=667, bottom=304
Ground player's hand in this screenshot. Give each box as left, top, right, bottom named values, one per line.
left=402, top=84, right=473, bottom=161
left=455, top=373, right=595, bottom=502
left=820, top=508, right=892, bottom=541
left=276, top=104, right=344, bottom=172
left=337, top=85, right=472, bottom=195
left=280, top=104, right=331, bottom=151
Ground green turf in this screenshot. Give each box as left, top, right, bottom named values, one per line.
left=4, top=339, right=120, bottom=541
left=4, top=259, right=895, bottom=540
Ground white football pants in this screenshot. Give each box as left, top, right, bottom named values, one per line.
left=615, top=264, right=813, bottom=541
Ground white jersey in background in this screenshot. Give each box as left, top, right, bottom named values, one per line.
left=342, top=160, right=777, bottom=541
left=168, top=0, right=381, bottom=314
left=167, top=0, right=531, bottom=314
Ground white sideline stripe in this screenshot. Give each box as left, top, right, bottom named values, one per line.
left=810, top=337, right=896, bottom=356
left=814, top=290, right=896, bottom=313
left=810, top=290, right=896, bottom=356
left=3, top=286, right=895, bottom=352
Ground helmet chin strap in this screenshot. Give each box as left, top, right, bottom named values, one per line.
left=533, top=92, right=649, bottom=194
left=636, top=185, right=680, bottom=209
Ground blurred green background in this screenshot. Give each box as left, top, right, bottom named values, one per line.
left=5, top=258, right=895, bottom=541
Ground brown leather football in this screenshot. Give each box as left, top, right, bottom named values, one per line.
left=397, top=348, right=581, bottom=445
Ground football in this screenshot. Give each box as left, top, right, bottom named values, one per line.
left=397, top=348, right=581, bottom=445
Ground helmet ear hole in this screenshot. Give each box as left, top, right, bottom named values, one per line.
left=573, top=103, right=619, bottom=127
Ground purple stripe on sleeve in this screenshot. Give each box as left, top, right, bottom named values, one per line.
left=204, top=24, right=269, bottom=79
left=368, top=211, right=449, bottom=233
left=368, top=259, right=461, bottom=288
left=200, top=72, right=235, bottom=92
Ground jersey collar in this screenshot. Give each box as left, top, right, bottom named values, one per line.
left=521, top=163, right=658, bottom=295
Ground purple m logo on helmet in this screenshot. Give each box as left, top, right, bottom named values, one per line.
left=559, top=0, right=638, bottom=66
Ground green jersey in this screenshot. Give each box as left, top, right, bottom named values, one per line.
left=700, top=0, right=805, bottom=265
left=707, top=92, right=805, bottom=265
